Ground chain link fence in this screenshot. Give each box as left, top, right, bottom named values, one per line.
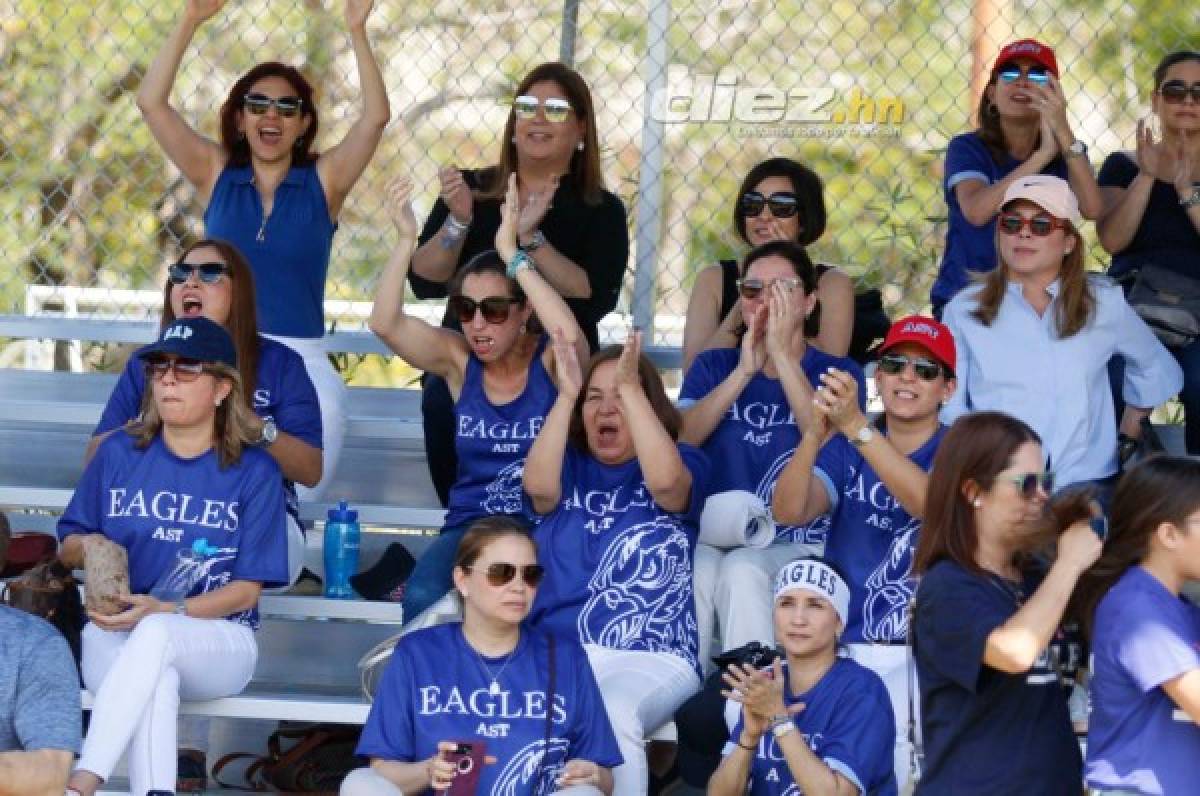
left=0, top=0, right=1196, bottom=382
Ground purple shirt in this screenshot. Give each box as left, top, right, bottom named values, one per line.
left=1086, top=566, right=1200, bottom=795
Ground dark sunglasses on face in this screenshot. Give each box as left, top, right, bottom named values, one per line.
left=878, top=353, right=943, bottom=381
left=447, top=295, right=522, bottom=325
left=997, top=213, right=1067, bottom=237
left=996, top=65, right=1050, bottom=86
left=145, top=357, right=208, bottom=383
left=465, top=562, right=546, bottom=588
left=513, top=95, right=572, bottom=123
left=1159, top=80, right=1200, bottom=104
left=736, top=277, right=802, bottom=300
left=1005, top=471, right=1055, bottom=499
left=739, top=191, right=800, bottom=219
left=243, top=93, right=303, bottom=118
left=169, top=262, right=230, bottom=285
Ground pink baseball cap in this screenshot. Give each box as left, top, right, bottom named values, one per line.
left=1002, top=175, right=1082, bottom=226
left=992, top=39, right=1059, bottom=77
left=880, top=315, right=956, bottom=372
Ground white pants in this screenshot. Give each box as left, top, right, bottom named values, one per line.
left=339, top=766, right=605, bottom=795
left=77, top=615, right=257, bottom=795
left=584, top=645, right=700, bottom=795
left=266, top=333, right=346, bottom=502
left=694, top=541, right=822, bottom=658
left=846, top=643, right=914, bottom=791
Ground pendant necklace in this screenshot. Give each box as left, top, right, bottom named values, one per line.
left=472, top=642, right=518, bottom=696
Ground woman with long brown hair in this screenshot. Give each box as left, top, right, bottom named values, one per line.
left=941, top=175, right=1180, bottom=497
left=409, top=61, right=629, bottom=505
left=58, top=318, right=289, bottom=796
left=930, top=38, right=1101, bottom=317
left=912, top=411, right=1101, bottom=794
left=1074, top=456, right=1200, bottom=796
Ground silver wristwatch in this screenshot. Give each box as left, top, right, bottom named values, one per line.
left=1181, top=187, right=1200, bottom=209
left=850, top=424, right=875, bottom=448
left=1066, top=140, right=1089, bottom=159
left=520, top=229, right=546, bottom=252
left=259, top=417, right=278, bottom=446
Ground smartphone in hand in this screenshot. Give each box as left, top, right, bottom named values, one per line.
left=445, top=740, right=487, bottom=796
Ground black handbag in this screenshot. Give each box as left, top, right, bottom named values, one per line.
left=1127, top=264, right=1200, bottom=348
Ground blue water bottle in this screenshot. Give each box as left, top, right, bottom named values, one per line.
left=324, top=501, right=360, bottom=599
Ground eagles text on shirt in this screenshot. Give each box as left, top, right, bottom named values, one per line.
left=727, top=400, right=796, bottom=448
left=419, top=684, right=567, bottom=739
left=107, top=488, right=239, bottom=538
left=456, top=414, right=545, bottom=455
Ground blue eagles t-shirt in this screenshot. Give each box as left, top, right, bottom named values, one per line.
left=444, top=337, right=556, bottom=530
left=528, top=445, right=709, bottom=677
left=1098, top=151, right=1200, bottom=281
left=811, top=426, right=946, bottom=644
left=357, top=623, right=622, bottom=796
left=1086, top=566, right=1200, bottom=796
left=94, top=335, right=322, bottom=522
left=914, top=559, right=1083, bottom=795
left=57, top=432, right=289, bottom=629
left=679, top=346, right=864, bottom=545
left=724, top=657, right=897, bottom=796
left=204, top=163, right=336, bottom=338
left=931, top=132, right=1069, bottom=305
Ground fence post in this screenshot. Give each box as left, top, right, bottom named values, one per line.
left=559, top=0, right=581, bottom=66
left=631, top=0, right=671, bottom=336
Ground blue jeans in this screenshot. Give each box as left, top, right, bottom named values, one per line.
left=400, top=522, right=469, bottom=621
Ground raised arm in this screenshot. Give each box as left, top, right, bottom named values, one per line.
left=513, top=176, right=591, bottom=298
left=493, top=174, right=590, bottom=375
left=814, top=369, right=931, bottom=517
left=410, top=167, right=474, bottom=287
left=316, top=0, right=390, bottom=218
left=772, top=412, right=833, bottom=526
left=368, top=177, right=469, bottom=388
left=523, top=331, right=580, bottom=514
left=680, top=306, right=764, bottom=446
left=135, top=0, right=228, bottom=197
left=984, top=520, right=1101, bottom=673
left=956, top=115, right=1059, bottom=226
left=617, top=331, right=692, bottom=513
left=1097, top=134, right=1156, bottom=254
left=765, top=283, right=815, bottom=433
left=1039, top=75, right=1102, bottom=220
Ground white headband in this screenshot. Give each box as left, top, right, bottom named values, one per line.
left=774, top=559, right=850, bottom=628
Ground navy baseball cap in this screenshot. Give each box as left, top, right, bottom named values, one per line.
left=137, top=317, right=237, bottom=368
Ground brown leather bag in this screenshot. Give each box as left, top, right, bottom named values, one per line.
left=1, top=560, right=85, bottom=665
left=212, top=723, right=363, bottom=793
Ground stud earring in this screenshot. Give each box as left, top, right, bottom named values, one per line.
left=576, top=141, right=584, bottom=151
left=973, top=498, right=982, bottom=508
left=511, top=136, right=517, bottom=144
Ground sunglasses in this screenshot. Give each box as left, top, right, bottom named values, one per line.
left=243, top=93, right=303, bottom=118
left=996, top=65, right=1050, bottom=86
left=1004, top=471, right=1055, bottom=499
left=447, top=295, right=522, bottom=324
left=465, top=562, right=546, bottom=588
left=1159, top=80, right=1200, bottom=104
left=145, top=357, right=208, bottom=383
left=997, top=213, right=1067, bottom=237
left=739, top=191, right=800, bottom=219
left=169, top=262, right=230, bottom=285
left=736, top=277, right=802, bottom=300
left=878, top=353, right=943, bottom=381
left=513, top=95, right=572, bottom=123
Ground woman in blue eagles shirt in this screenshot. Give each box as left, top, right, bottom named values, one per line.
left=680, top=240, right=864, bottom=663
left=137, top=0, right=390, bottom=497
left=58, top=317, right=289, bottom=796
left=346, top=517, right=621, bottom=796
left=523, top=330, right=708, bottom=794
left=912, top=411, right=1102, bottom=795
left=773, top=315, right=956, bottom=790
left=371, top=175, right=587, bottom=623
left=88, top=238, right=321, bottom=589
left=1097, top=50, right=1200, bottom=454
left=930, top=38, right=1100, bottom=316
left=709, top=557, right=897, bottom=796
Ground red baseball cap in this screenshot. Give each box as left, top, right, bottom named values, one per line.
left=879, top=315, right=956, bottom=373
left=992, top=39, right=1059, bottom=78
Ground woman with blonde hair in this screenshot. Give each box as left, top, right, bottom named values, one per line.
left=941, top=175, right=1180, bottom=497
left=59, top=317, right=289, bottom=796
